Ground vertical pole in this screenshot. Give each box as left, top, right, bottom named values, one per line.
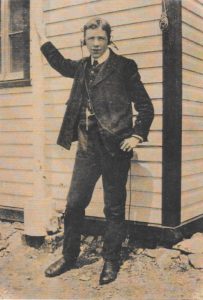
left=162, top=0, right=182, bottom=227
left=24, top=0, right=48, bottom=236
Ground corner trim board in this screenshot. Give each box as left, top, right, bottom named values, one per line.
left=162, top=0, right=182, bottom=227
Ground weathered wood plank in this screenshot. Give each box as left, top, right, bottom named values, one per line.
left=183, top=54, right=203, bottom=74
left=182, top=173, right=203, bottom=191
left=0, top=194, right=29, bottom=209
left=135, top=147, right=162, bottom=162
left=0, top=170, right=33, bottom=184
left=0, top=145, right=33, bottom=158
left=182, top=116, right=203, bottom=130
left=0, top=132, right=33, bottom=145
left=129, top=176, right=161, bottom=193
left=182, top=0, right=203, bottom=19
left=0, top=106, right=33, bottom=120
left=183, top=84, right=203, bottom=102
left=183, top=101, right=203, bottom=117
left=182, top=22, right=203, bottom=47
left=181, top=201, right=203, bottom=223
left=44, top=0, right=96, bottom=10
left=0, top=182, right=33, bottom=197
left=0, top=119, right=33, bottom=132
left=183, top=38, right=203, bottom=60
left=182, top=160, right=203, bottom=176
left=46, top=5, right=161, bottom=36
left=0, top=86, right=32, bottom=96
left=0, top=158, right=33, bottom=171
left=182, top=132, right=203, bottom=146
left=130, top=161, right=162, bottom=177
left=182, top=7, right=203, bottom=32
left=183, top=69, right=203, bottom=88
left=182, top=145, right=203, bottom=161
left=0, top=94, right=33, bottom=106
left=182, top=187, right=203, bottom=207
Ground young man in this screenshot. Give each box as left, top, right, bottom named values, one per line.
left=37, top=17, right=154, bottom=285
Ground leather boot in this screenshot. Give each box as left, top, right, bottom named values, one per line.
left=44, top=257, right=76, bottom=277
left=99, top=260, right=119, bottom=285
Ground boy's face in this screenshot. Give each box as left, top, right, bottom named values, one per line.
left=85, top=27, right=108, bottom=59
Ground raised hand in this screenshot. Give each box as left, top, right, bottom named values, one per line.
left=34, top=15, right=48, bottom=44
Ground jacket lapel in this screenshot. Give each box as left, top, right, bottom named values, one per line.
left=92, top=49, right=118, bottom=87
left=78, top=58, right=89, bottom=87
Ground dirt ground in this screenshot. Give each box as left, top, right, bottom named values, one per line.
left=0, top=221, right=203, bottom=300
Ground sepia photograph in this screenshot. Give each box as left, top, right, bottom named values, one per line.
left=0, top=0, right=203, bottom=299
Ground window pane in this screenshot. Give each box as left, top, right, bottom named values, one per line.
left=9, top=0, right=24, bottom=32
left=10, top=33, right=24, bottom=72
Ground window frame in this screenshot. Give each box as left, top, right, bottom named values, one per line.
left=0, top=0, right=30, bottom=88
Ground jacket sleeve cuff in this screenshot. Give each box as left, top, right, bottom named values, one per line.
left=131, top=134, right=143, bottom=143
left=40, top=41, right=54, bottom=54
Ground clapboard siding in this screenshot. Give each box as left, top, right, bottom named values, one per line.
left=182, top=0, right=203, bottom=223
left=182, top=187, right=203, bottom=207
left=0, top=182, right=33, bottom=197
left=42, top=0, right=163, bottom=224
left=182, top=23, right=203, bottom=47
left=0, top=194, right=31, bottom=210
left=181, top=201, right=203, bottom=223
left=0, top=145, right=33, bottom=158
left=183, top=54, right=203, bottom=74
left=182, top=116, right=203, bottom=130
left=44, top=0, right=161, bottom=21
left=183, top=70, right=203, bottom=88
left=45, top=4, right=161, bottom=35
left=182, top=145, right=203, bottom=161
left=0, top=170, right=33, bottom=184
left=183, top=39, right=203, bottom=61
left=182, top=6, right=203, bottom=33
left=0, top=88, right=33, bottom=210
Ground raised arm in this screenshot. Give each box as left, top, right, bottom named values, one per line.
left=35, top=18, right=80, bottom=78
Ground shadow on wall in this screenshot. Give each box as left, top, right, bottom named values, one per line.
left=126, top=151, right=156, bottom=224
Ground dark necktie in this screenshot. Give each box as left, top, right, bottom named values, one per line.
left=93, top=60, right=98, bottom=67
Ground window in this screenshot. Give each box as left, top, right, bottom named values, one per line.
left=0, top=0, right=30, bottom=88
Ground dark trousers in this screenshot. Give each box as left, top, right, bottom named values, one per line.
left=62, top=123, right=131, bottom=261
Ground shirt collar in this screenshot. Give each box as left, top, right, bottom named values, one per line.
left=91, top=48, right=110, bottom=65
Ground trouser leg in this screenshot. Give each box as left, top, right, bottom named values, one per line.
left=63, top=129, right=101, bottom=261
left=101, top=154, right=131, bottom=261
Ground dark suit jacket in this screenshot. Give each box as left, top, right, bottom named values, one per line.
left=41, top=42, right=154, bottom=154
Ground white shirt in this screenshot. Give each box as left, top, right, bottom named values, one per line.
left=91, top=48, right=110, bottom=65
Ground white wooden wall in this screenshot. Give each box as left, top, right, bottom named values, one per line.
left=0, top=0, right=163, bottom=225
left=43, top=0, right=163, bottom=224
left=181, top=0, right=203, bottom=222
left=0, top=87, right=33, bottom=209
